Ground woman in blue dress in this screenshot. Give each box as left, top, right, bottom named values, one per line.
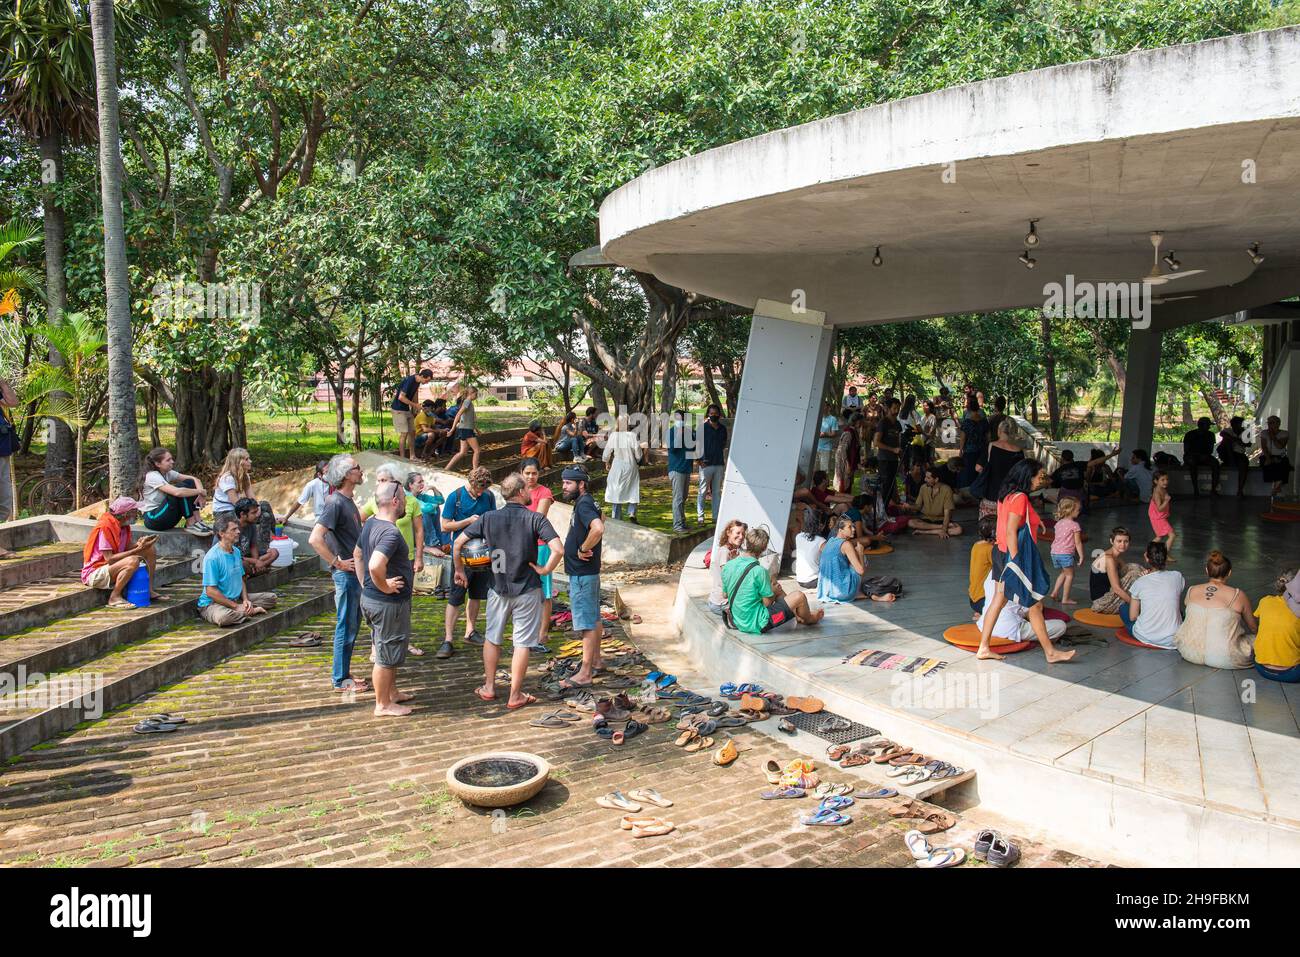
left=817, top=517, right=898, bottom=604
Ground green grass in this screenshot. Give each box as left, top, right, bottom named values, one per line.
left=617, top=473, right=713, bottom=535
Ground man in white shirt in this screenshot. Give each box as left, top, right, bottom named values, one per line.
left=978, top=574, right=1066, bottom=643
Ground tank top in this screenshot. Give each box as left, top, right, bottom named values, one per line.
left=1090, top=552, right=1112, bottom=601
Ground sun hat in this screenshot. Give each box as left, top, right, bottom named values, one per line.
left=108, top=496, right=145, bottom=516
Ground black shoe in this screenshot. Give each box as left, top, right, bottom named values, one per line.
left=466, top=629, right=485, bottom=646
left=435, top=641, right=454, bottom=659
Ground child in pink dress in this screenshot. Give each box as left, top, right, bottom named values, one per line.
left=1148, top=470, right=1175, bottom=561
left=1048, top=496, right=1086, bottom=604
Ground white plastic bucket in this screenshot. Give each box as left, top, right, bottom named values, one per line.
left=270, top=535, right=297, bottom=567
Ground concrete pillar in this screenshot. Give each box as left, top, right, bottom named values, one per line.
left=1118, top=328, right=1163, bottom=466
left=714, top=299, right=831, bottom=551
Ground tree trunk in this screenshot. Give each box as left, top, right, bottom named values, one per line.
left=590, top=380, right=608, bottom=415
left=1040, top=312, right=1060, bottom=439
left=659, top=344, right=677, bottom=414
left=229, top=367, right=247, bottom=447
left=701, top=366, right=722, bottom=414
left=1181, top=396, right=1195, bottom=427
left=147, top=386, right=161, bottom=448
left=40, top=129, right=76, bottom=507
left=90, top=0, right=141, bottom=498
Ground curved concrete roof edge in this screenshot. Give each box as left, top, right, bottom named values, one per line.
left=599, top=25, right=1300, bottom=260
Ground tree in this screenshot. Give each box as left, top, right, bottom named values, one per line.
left=89, top=0, right=140, bottom=498
left=24, top=311, right=106, bottom=505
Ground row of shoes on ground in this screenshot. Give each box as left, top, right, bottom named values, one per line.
left=719, top=682, right=826, bottom=715
left=973, top=829, right=1021, bottom=867
left=800, top=794, right=856, bottom=826
left=906, top=830, right=966, bottom=868
left=826, top=739, right=974, bottom=786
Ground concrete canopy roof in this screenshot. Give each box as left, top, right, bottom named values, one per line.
left=599, top=27, right=1300, bottom=327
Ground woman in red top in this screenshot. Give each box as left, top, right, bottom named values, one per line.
left=522, top=458, right=555, bottom=644
left=976, top=459, right=1076, bottom=664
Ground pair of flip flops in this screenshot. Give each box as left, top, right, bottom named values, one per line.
left=889, top=800, right=957, bottom=833
left=645, top=671, right=678, bottom=689
left=133, top=713, right=186, bottom=734
left=288, top=631, right=323, bottom=647
left=619, top=816, right=675, bottom=837
left=719, top=682, right=761, bottom=699
left=760, top=785, right=807, bottom=800
left=800, top=805, right=851, bottom=826
left=529, top=710, right=581, bottom=729
left=906, top=830, right=966, bottom=868
left=596, top=788, right=673, bottom=813
left=813, top=781, right=853, bottom=798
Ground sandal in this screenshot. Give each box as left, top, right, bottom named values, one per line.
left=916, top=846, right=966, bottom=868
left=777, top=718, right=797, bottom=734
left=739, top=694, right=768, bottom=712
left=816, top=715, right=851, bottom=734
left=596, top=791, right=641, bottom=812
left=761, top=786, right=807, bottom=800
left=786, top=696, right=824, bottom=714
left=826, top=744, right=852, bottom=761
left=674, top=730, right=699, bottom=748
left=800, top=808, right=851, bottom=826
left=873, top=744, right=910, bottom=764
left=627, top=787, right=673, bottom=808
left=133, top=720, right=178, bottom=734
left=914, top=810, right=958, bottom=834
left=619, top=815, right=662, bottom=830
left=630, top=819, right=676, bottom=838
left=530, top=714, right=572, bottom=729
left=623, top=719, right=648, bottom=740
left=684, top=735, right=714, bottom=753
left=853, top=787, right=898, bottom=800
left=712, top=739, right=741, bottom=766
left=764, top=759, right=784, bottom=785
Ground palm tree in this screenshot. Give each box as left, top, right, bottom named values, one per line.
left=0, top=0, right=98, bottom=497
left=88, top=0, right=138, bottom=499
left=0, top=218, right=43, bottom=308
left=24, top=311, right=105, bottom=506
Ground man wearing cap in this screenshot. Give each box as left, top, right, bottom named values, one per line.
left=81, top=497, right=160, bottom=609
left=519, top=419, right=553, bottom=469
left=455, top=472, right=562, bottom=709
left=198, top=513, right=278, bottom=626
left=556, top=465, right=605, bottom=689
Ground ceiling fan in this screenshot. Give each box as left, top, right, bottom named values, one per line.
left=1142, top=231, right=1204, bottom=285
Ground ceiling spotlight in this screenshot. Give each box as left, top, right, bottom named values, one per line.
left=1247, top=242, right=1265, bottom=265
left=872, top=246, right=883, bottom=267
left=1019, top=250, right=1036, bottom=269
left=1024, top=219, right=1040, bottom=247
left=1162, top=252, right=1181, bottom=271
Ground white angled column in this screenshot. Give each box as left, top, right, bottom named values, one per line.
left=1118, top=328, right=1163, bottom=465
left=714, top=298, right=832, bottom=550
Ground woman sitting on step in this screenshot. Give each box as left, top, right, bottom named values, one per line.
left=1174, top=551, right=1257, bottom=669
left=140, top=447, right=211, bottom=535
left=816, top=516, right=899, bottom=604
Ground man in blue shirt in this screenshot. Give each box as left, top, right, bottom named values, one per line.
left=198, top=514, right=278, bottom=626
left=696, top=404, right=728, bottom=526
left=436, top=466, right=498, bottom=658
left=667, top=409, right=694, bottom=533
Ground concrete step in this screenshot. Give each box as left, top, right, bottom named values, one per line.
left=0, top=572, right=336, bottom=760
left=0, top=556, right=322, bottom=690
left=0, top=518, right=53, bottom=555
left=0, top=559, right=196, bottom=637
left=0, top=543, right=83, bottom=590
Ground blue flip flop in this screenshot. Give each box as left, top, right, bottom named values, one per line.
left=853, top=787, right=899, bottom=800
left=760, top=786, right=807, bottom=800
left=655, top=674, right=678, bottom=689
left=818, top=795, right=855, bottom=812
left=800, top=808, right=851, bottom=826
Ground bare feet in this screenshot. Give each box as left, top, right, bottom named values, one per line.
left=394, top=691, right=414, bottom=703
left=407, top=644, right=425, bottom=657
left=869, top=593, right=897, bottom=602
left=1060, top=598, right=1077, bottom=605
left=374, top=703, right=413, bottom=717
left=975, top=647, right=1005, bottom=661
left=1045, top=648, right=1077, bottom=663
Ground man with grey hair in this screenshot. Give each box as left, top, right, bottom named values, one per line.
left=309, top=453, right=368, bottom=692
left=356, top=479, right=416, bottom=716
left=455, top=472, right=561, bottom=710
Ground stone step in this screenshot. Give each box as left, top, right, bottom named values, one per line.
left=0, top=559, right=195, bottom=637
left=0, top=543, right=83, bottom=590
left=0, top=556, right=322, bottom=690
left=0, top=573, right=336, bottom=760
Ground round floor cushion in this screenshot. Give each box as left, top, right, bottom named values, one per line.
left=941, top=623, right=1033, bottom=653
left=863, top=543, right=894, bottom=556
left=1044, top=607, right=1070, bottom=623
left=1261, top=511, right=1300, bottom=522
left=1074, top=608, right=1123, bottom=628
left=1115, top=627, right=1174, bottom=651
left=1273, top=500, right=1300, bottom=512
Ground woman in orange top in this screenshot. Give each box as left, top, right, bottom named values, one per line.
left=519, top=419, right=553, bottom=469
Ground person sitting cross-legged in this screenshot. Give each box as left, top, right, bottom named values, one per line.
left=817, top=515, right=898, bottom=604
left=903, top=466, right=962, bottom=538
left=197, top=513, right=278, bottom=626
left=1254, top=568, right=1300, bottom=683
left=721, top=526, right=824, bottom=634
left=234, top=497, right=279, bottom=578
left=81, top=497, right=161, bottom=609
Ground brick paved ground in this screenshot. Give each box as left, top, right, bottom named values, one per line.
left=0, top=588, right=1107, bottom=868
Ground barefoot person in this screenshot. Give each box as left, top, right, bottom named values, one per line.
left=557, top=466, right=604, bottom=689
left=722, top=527, right=824, bottom=633
left=356, top=481, right=417, bottom=716
left=1047, top=496, right=1085, bottom=605
left=1089, top=526, right=1146, bottom=615
left=197, top=514, right=277, bottom=625
left=817, top=516, right=897, bottom=604
left=1148, top=469, right=1176, bottom=561
left=1254, top=569, right=1300, bottom=683
left=455, top=472, right=562, bottom=710
left=1174, top=551, right=1257, bottom=669
left=81, top=497, right=161, bottom=608
left=1121, top=541, right=1185, bottom=650
left=975, top=460, right=1076, bottom=663
left=903, top=466, right=962, bottom=538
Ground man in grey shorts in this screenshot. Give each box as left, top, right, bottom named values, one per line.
left=355, top=480, right=416, bottom=717
left=454, top=472, right=562, bottom=710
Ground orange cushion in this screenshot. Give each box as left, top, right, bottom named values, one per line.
left=1074, top=608, right=1123, bottom=628
left=942, top=623, right=1031, bottom=652
left=1274, top=501, right=1300, bottom=512
left=1115, top=627, right=1173, bottom=650
left=863, top=544, right=894, bottom=556
left=1262, top=511, right=1300, bottom=522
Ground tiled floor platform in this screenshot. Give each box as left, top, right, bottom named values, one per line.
left=674, top=495, right=1300, bottom=866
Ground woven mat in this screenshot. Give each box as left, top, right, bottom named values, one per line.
left=841, top=649, right=947, bottom=675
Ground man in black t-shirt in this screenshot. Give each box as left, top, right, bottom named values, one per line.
left=1183, top=417, right=1221, bottom=497
left=309, top=454, right=368, bottom=692
left=874, top=398, right=903, bottom=508
left=558, top=466, right=605, bottom=689
left=356, top=480, right=415, bottom=717
left=1051, top=450, right=1088, bottom=510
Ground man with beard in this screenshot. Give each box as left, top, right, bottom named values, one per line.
left=555, top=466, right=606, bottom=690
